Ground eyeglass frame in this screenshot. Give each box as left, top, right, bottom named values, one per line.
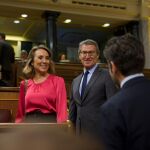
left=79, top=50, right=97, bottom=57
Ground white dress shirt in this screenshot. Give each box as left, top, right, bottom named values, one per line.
left=79, top=64, right=98, bottom=95
left=120, top=73, right=144, bottom=88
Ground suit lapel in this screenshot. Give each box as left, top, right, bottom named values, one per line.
left=81, top=66, right=102, bottom=103
left=75, top=73, right=83, bottom=104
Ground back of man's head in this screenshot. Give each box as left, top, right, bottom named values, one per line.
left=103, top=33, right=145, bottom=76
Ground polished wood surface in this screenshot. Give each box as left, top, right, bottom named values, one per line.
left=0, top=122, right=68, bottom=129
left=0, top=123, right=70, bottom=135
left=0, top=87, right=19, bottom=122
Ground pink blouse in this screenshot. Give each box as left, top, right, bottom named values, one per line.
left=15, top=74, right=68, bottom=123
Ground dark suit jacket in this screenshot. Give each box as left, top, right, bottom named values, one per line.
left=0, top=41, right=15, bottom=71
left=69, top=65, right=117, bottom=137
left=0, top=41, right=15, bottom=83
left=100, top=76, right=150, bottom=150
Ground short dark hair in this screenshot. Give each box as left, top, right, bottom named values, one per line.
left=0, top=33, right=6, bottom=40
left=103, top=33, right=145, bottom=76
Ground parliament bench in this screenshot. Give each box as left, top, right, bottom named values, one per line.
left=0, top=87, right=19, bottom=122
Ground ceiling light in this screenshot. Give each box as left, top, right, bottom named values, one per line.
left=14, top=20, right=20, bottom=24
left=102, top=23, right=110, bottom=27
left=64, top=19, right=72, bottom=23
left=21, top=14, right=28, bottom=18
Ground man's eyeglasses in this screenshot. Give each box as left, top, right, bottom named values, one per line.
left=80, top=51, right=96, bottom=56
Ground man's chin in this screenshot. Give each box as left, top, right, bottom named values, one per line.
left=84, top=65, right=93, bottom=69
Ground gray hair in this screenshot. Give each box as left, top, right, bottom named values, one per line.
left=78, top=39, right=100, bottom=55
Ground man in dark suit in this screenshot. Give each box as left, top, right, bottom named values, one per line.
left=0, top=33, right=15, bottom=86
left=100, top=33, right=150, bottom=150
left=69, top=39, right=117, bottom=138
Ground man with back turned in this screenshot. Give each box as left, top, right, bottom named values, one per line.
left=100, top=33, right=150, bottom=150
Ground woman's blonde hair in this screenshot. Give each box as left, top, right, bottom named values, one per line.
left=23, top=45, right=55, bottom=79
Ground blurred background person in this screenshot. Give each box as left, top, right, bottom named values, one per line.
left=100, top=34, right=150, bottom=150
left=15, top=45, right=68, bottom=123
left=16, top=50, right=28, bottom=86
left=69, top=39, right=118, bottom=138
left=59, top=53, right=70, bottom=63
left=20, top=50, right=28, bottom=62
left=60, top=54, right=66, bottom=61
left=0, top=32, right=15, bottom=86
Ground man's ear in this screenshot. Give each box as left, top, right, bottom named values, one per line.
left=110, top=61, right=117, bottom=74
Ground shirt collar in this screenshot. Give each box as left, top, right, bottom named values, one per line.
left=121, top=73, right=144, bottom=88
left=83, top=64, right=98, bottom=74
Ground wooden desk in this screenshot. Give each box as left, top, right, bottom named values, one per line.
left=0, top=123, right=71, bottom=137
left=0, top=122, right=68, bottom=130
left=0, top=87, right=19, bottom=122
left=0, top=123, right=101, bottom=150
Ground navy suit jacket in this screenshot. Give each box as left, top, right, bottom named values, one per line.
left=0, top=41, right=15, bottom=71
left=100, top=76, right=150, bottom=150
left=69, top=65, right=118, bottom=137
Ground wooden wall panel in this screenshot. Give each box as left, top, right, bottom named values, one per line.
left=55, top=63, right=83, bottom=98
left=0, top=87, right=19, bottom=122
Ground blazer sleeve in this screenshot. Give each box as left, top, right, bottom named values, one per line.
left=15, top=80, right=25, bottom=123
left=55, top=77, right=68, bottom=123
left=100, top=103, right=125, bottom=150
left=69, top=79, right=77, bottom=125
